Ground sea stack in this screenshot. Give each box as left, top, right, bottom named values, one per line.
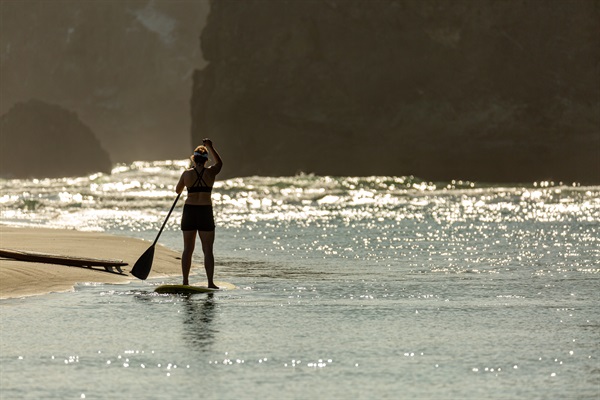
left=0, top=99, right=112, bottom=178
left=191, top=0, right=599, bottom=183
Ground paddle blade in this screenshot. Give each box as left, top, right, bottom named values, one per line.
left=130, top=245, right=155, bottom=280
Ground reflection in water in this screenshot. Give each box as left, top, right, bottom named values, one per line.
left=181, top=294, right=217, bottom=350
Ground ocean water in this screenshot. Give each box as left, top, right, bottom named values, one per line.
left=1, top=161, right=599, bottom=399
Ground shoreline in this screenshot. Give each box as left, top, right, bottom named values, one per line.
left=0, top=225, right=184, bottom=299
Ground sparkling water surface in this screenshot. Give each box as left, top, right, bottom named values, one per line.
left=1, top=161, right=598, bottom=399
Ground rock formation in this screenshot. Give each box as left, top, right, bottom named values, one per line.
left=0, top=100, right=112, bottom=178
left=192, top=0, right=599, bottom=183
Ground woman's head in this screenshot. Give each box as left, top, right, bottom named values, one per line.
left=191, top=145, right=209, bottom=165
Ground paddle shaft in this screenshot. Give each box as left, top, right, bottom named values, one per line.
left=152, top=192, right=181, bottom=246
left=131, top=192, right=181, bottom=280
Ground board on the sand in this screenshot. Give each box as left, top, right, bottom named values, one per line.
left=154, top=284, right=220, bottom=294
left=0, top=248, right=128, bottom=274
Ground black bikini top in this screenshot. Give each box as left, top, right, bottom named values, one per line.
left=187, top=168, right=212, bottom=193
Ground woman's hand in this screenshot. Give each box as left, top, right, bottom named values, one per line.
left=202, top=138, right=222, bottom=174
left=176, top=171, right=186, bottom=194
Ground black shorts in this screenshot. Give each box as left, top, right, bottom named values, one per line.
left=181, top=204, right=215, bottom=231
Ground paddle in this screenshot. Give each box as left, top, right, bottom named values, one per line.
left=131, top=193, right=181, bottom=280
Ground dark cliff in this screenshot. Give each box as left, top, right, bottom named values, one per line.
left=191, top=0, right=599, bottom=183
left=0, top=100, right=112, bottom=179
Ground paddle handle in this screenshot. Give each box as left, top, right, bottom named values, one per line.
left=152, top=192, right=182, bottom=246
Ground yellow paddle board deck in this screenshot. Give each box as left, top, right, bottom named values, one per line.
left=154, top=281, right=235, bottom=294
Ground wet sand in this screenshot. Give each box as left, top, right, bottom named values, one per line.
left=0, top=226, right=183, bottom=299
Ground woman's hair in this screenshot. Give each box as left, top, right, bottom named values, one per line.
left=191, top=145, right=209, bottom=165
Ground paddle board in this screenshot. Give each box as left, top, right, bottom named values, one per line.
left=154, top=284, right=220, bottom=294
left=0, top=248, right=127, bottom=274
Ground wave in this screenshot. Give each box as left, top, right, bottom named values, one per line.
left=1, top=160, right=598, bottom=232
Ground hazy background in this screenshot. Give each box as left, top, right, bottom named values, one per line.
left=1, top=0, right=209, bottom=163
left=1, top=0, right=599, bottom=182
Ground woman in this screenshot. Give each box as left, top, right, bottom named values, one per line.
left=176, top=138, right=223, bottom=288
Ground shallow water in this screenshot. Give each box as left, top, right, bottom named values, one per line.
left=1, top=268, right=598, bottom=399
left=1, top=162, right=599, bottom=398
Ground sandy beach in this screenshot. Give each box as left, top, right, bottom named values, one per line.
left=0, top=225, right=184, bottom=299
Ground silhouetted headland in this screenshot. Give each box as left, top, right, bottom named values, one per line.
left=0, top=100, right=112, bottom=179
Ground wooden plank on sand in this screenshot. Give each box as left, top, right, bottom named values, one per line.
left=0, top=248, right=128, bottom=274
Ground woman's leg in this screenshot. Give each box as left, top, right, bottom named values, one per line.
left=198, top=230, right=218, bottom=288
left=182, top=230, right=197, bottom=285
